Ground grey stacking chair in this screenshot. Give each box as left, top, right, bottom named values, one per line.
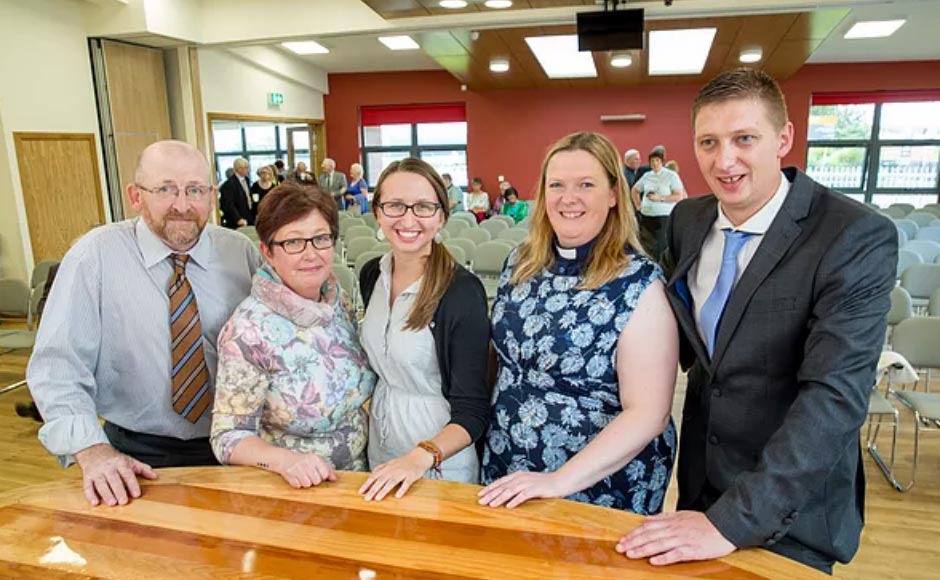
left=444, top=220, right=470, bottom=236
left=445, top=238, right=477, bottom=269
left=904, top=240, right=940, bottom=264
left=472, top=241, right=512, bottom=299
left=344, top=237, right=377, bottom=268
left=333, top=266, right=357, bottom=308
left=490, top=215, right=516, bottom=228
left=462, top=228, right=492, bottom=245
left=897, top=249, right=923, bottom=280
left=339, top=218, right=366, bottom=237
left=883, top=207, right=908, bottom=219
left=345, top=225, right=376, bottom=242
left=451, top=213, right=478, bottom=227
left=480, top=219, right=510, bottom=238
left=894, top=219, right=918, bottom=241
left=0, top=278, right=36, bottom=395
left=907, top=212, right=936, bottom=227
left=900, top=263, right=940, bottom=311
left=916, top=226, right=940, bottom=244
left=497, top=228, right=529, bottom=245
left=889, top=203, right=915, bottom=216
left=444, top=245, right=466, bottom=267
left=887, top=317, right=940, bottom=490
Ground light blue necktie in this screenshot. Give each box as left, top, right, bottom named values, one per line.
left=700, top=230, right=754, bottom=357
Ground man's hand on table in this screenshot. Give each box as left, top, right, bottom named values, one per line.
left=74, top=444, right=157, bottom=506
left=615, top=510, right=736, bottom=565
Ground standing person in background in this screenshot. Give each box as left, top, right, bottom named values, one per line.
left=623, top=149, right=641, bottom=190
left=274, top=160, right=287, bottom=182
left=632, top=149, right=686, bottom=260
left=343, top=163, right=369, bottom=215
left=211, top=182, right=375, bottom=488
left=617, top=67, right=896, bottom=574
left=635, top=145, right=666, bottom=184
left=499, top=187, right=528, bottom=224
left=466, top=177, right=490, bottom=223
left=493, top=180, right=512, bottom=216
left=666, top=160, right=680, bottom=174
left=27, top=140, right=259, bottom=507
left=443, top=173, right=464, bottom=213
left=357, top=158, right=490, bottom=501
left=250, top=165, right=278, bottom=224
left=320, top=158, right=348, bottom=206
left=219, top=157, right=254, bottom=228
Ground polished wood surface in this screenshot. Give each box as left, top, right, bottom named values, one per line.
left=0, top=466, right=826, bottom=580
left=1, top=334, right=938, bottom=580
left=12, top=133, right=105, bottom=264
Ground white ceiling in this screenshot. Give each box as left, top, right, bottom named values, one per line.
left=808, top=0, right=940, bottom=63
left=275, top=0, right=940, bottom=75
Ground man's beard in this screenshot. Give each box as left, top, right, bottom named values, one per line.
left=144, top=207, right=205, bottom=250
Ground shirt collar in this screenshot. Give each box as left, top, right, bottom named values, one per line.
left=551, top=235, right=598, bottom=275
left=135, top=217, right=212, bottom=271
left=715, top=171, right=791, bottom=235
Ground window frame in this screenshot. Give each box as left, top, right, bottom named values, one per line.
left=806, top=101, right=940, bottom=202
left=360, top=122, right=468, bottom=189
left=211, top=123, right=311, bottom=184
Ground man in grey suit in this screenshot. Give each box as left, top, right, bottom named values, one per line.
left=319, top=157, right=347, bottom=205
left=617, top=68, right=896, bottom=573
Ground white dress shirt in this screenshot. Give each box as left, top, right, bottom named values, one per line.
left=27, top=218, right=260, bottom=466
left=688, top=172, right=791, bottom=346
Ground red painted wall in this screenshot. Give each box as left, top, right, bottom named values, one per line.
left=324, top=61, right=940, bottom=200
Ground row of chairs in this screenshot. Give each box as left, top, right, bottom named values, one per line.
left=881, top=203, right=940, bottom=220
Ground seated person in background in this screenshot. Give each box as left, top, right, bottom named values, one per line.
left=466, top=177, right=491, bottom=223
left=250, top=165, right=278, bottom=223
left=443, top=173, right=464, bottom=212
left=631, top=149, right=686, bottom=261
left=493, top=180, right=512, bottom=216
left=499, top=187, right=528, bottom=224
left=211, top=182, right=375, bottom=489
left=479, top=132, right=678, bottom=514
left=357, top=158, right=490, bottom=501
left=343, top=162, right=370, bottom=215
left=27, top=140, right=260, bottom=506
left=274, top=159, right=287, bottom=182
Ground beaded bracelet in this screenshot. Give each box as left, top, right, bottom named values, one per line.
left=416, top=440, right=443, bottom=476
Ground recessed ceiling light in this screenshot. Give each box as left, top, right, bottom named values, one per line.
left=484, top=0, right=513, bottom=7
left=439, top=0, right=467, bottom=8
left=739, top=47, right=762, bottom=64
left=525, top=35, right=597, bottom=79
left=648, top=28, right=716, bottom=75
left=378, top=36, right=420, bottom=51
left=281, top=41, right=329, bottom=55
left=844, top=19, right=906, bottom=39
left=490, top=58, right=510, bottom=73
left=610, top=53, right=633, bottom=68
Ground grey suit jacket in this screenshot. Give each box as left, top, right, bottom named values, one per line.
left=663, top=168, right=897, bottom=566
left=319, top=171, right=347, bottom=199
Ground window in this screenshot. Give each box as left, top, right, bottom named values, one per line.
left=360, top=104, right=467, bottom=189
left=805, top=95, right=940, bottom=205
left=210, top=120, right=313, bottom=183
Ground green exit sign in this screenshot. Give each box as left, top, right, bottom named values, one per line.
left=268, top=92, right=284, bottom=107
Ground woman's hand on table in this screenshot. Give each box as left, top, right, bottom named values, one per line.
left=477, top=470, right=570, bottom=509
left=358, top=448, right=435, bottom=501
left=277, top=452, right=336, bottom=489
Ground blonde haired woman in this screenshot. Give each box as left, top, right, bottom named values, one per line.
left=479, top=132, right=678, bottom=514
left=357, top=158, right=490, bottom=501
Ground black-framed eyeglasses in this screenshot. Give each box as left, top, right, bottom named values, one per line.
left=270, top=235, right=335, bottom=254
left=137, top=183, right=213, bottom=200
left=376, top=201, right=441, bottom=218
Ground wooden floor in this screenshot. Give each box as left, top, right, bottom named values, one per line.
left=1, top=317, right=938, bottom=579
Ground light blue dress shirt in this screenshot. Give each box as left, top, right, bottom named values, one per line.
left=27, top=218, right=261, bottom=466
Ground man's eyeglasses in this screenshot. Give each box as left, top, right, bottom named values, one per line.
left=137, top=184, right=213, bottom=200
left=376, top=201, right=441, bottom=218
left=270, top=235, right=335, bottom=254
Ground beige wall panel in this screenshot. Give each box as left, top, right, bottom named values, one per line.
left=13, top=133, right=105, bottom=264
left=102, top=40, right=171, bottom=217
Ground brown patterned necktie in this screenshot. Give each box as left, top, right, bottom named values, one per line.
left=168, top=254, right=211, bottom=422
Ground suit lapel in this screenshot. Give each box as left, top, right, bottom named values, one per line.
left=667, top=198, right=718, bottom=367
left=709, top=169, right=814, bottom=372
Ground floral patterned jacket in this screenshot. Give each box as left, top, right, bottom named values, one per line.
left=210, top=263, right=376, bottom=470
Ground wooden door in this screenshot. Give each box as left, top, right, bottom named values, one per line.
left=13, top=133, right=105, bottom=264
left=101, top=40, right=172, bottom=218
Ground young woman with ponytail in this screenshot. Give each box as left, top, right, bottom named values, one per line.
left=357, top=158, right=490, bottom=501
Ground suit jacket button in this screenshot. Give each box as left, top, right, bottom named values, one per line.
left=709, top=434, right=719, bottom=445
left=712, top=387, right=722, bottom=397
left=783, top=517, right=794, bottom=526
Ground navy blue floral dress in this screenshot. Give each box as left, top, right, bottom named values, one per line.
left=481, top=246, right=676, bottom=515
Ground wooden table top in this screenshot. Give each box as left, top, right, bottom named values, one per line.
left=0, top=467, right=828, bottom=579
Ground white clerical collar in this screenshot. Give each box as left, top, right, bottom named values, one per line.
left=716, top=171, right=790, bottom=235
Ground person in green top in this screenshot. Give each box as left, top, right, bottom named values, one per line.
left=500, top=187, right=528, bottom=224
left=443, top=173, right=464, bottom=212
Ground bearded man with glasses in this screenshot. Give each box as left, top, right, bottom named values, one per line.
left=27, top=140, right=261, bottom=507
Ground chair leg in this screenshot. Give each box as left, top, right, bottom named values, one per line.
left=866, top=411, right=907, bottom=492
left=0, top=380, right=28, bottom=396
